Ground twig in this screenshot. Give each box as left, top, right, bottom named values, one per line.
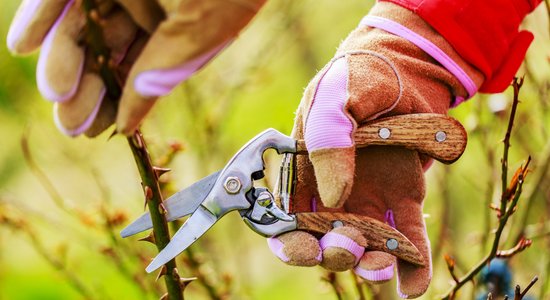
left=1, top=206, right=96, bottom=299
left=351, top=272, right=367, bottom=300
left=21, top=130, right=67, bottom=211
left=441, top=79, right=532, bottom=300
left=322, top=271, right=344, bottom=300
left=80, top=1, right=183, bottom=299
left=181, top=244, right=223, bottom=300
left=517, top=276, right=539, bottom=299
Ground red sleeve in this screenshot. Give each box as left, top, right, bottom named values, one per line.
left=381, top=0, right=542, bottom=93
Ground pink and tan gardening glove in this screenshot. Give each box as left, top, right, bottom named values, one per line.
left=267, top=2, right=488, bottom=298
left=7, top=0, right=266, bottom=136
left=269, top=0, right=541, bottom=296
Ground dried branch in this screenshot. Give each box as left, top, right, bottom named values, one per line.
left=322, top=271, right=344, bottom=300
left=21, top=130, right=67, bottom=211
left=441, top=79, right=533, bottom=300
left=1, top=204, right=96, bottom=299
left=516, top=276, right=538, bottom=299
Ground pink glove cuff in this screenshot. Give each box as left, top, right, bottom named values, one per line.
left=319, top=232, right=364, bottom=264
left=53, top=88, right=106, bottom=136
left=134, top=42, right=229, bottom=98
left=354, top=264, right=394, bottom=281
left=360, top=15, right=477, bottom=107
left=266, top=236, right=290, bottom=262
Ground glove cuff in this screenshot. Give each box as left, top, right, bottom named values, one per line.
left=366, top=2, right=484, bottom=107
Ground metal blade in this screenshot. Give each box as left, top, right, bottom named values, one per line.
left=146, top=205, right=218, bottom=273
left=120, top=171, right=220, bottom=238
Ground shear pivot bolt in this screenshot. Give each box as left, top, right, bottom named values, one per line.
left=378, top=128, right=391, bottom=139
left=224, top=177, right=241, bottom=194
left=435, top=131, right=447, bottom=142
left=386, top=238, right=399, bottom=250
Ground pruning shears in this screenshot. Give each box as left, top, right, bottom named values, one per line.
left=120, top=113, right=467, bottom=273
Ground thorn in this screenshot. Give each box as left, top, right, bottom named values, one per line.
left=159, top=202, right=167, bottom=215
left=144, top=186, right=153, bottom=201
left=159, top=293, right=168, bottom=300
left=172, top=267, right=180, bottom=280
left=89, top=9, right=100, bottom=23
left=155, top=265, right=167, bottom=282
left=131, top=132, right=144, bottom=149
left=180, top=277, right=197, bottom=289
left=137, top=231, right=156, bottom=244
left=153, top=167, right=171, bottom=178
left=107, top=129, right=117, bottom=141
left=143, top=186, right=153, bottom=210
left=97, top=55, right=105, bottom=66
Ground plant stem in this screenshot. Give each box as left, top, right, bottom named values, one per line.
left=80, top=1, right=183, bottom=298
left=441, top=79, right=530, bottom=300
left=128, top=132, right=184, bottom=299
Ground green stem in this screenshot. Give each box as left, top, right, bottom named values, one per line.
left=128, top=133, right=184, bottom=300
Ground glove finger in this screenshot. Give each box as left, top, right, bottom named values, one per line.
left=116, top=0, right=267, bottom=135
left=54, top=73, right=105, bottom=136
left=368, top=149, right=430, bottom=299
left=115, top=0, right=164, bottom=33
left=392, top=202, right=432, bottom=299
left=353, top=206, right=396, bottom=283
left=267, top=231, right=321, bottom=266
left=303, top=57, right=355, bottom=208
left=354, top=251, right=395, bottom=283
left=7, top=0, right=70, bottom=54
left=102, top=8, right=139, bottom=65
left=319, top=226, right=365, bottom=272
left=36, top=0, right=85, bottom=102
left=84, top=94, right=117, bottom=137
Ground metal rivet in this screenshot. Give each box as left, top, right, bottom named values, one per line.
left=435, top=131, right=447, bottom=142
left=378, top=128, right=391, bottom=139
left=223, top=176, right=241, bottom=194
left=332, top=220, right=344, bottom=228
left=386, top=238, right=398, bottom=250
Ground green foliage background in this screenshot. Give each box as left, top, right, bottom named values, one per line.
left=0, top=1, right=549, bottom=299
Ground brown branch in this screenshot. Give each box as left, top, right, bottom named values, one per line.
left=322, top=271, right=344, bottom=300
left=441, top=79, right=532, bottom=300
left=21, top=130, right=67, bottom=211
left=517, top=276, right=539, bottom=299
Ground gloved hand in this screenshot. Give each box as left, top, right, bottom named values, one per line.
left=8, top=0, right=266, bottom=136
left=268, top=2, right=485, bottom=298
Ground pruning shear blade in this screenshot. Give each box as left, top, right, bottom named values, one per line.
left=120, top=171, right=220, bottom=238
left=146, top=205, right=218, bottom=273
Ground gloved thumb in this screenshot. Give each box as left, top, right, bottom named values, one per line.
left=303, top=58, right=356, bottom=208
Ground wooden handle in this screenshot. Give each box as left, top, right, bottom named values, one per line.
left=295, top=212, right=425, bottom=266
left=296, top=113, right=467, bottom=164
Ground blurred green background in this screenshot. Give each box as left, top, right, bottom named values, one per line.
left=1, top=1, right=549, bottom=299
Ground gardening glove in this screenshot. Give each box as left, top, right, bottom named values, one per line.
left=268, top=2, right=487, bottom=298
left=8, top=0, right=266, bottom=137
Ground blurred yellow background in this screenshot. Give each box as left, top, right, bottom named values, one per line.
left=1, top=1, right=549, bottom=299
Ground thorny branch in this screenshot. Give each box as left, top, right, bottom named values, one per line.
left=441, top=79, right=534, bottom=300
left=80, top=1, right=184, bottom=299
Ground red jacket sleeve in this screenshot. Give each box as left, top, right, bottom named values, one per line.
left=381, top=0, right=542, bottom=93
